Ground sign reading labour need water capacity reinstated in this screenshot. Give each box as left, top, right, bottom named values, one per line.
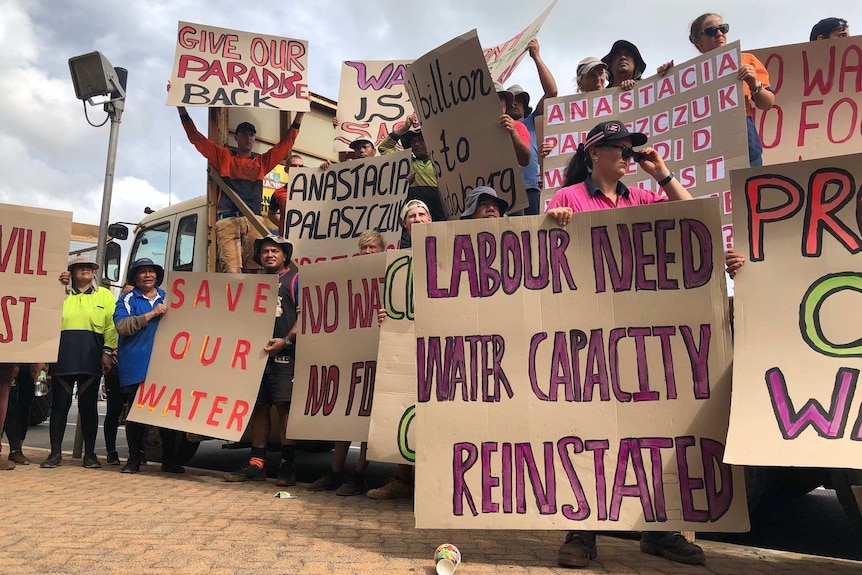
left=411, top=202, right=748, bottom=531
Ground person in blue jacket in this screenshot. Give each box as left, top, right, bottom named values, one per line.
left=113, top=258, right=184, bottom=475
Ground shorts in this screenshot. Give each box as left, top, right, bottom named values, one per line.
left=257, top=369, right=294, bottom=405
left=214, top=215, right=267, bottom=272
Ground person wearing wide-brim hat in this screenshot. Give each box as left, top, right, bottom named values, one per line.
left=601, top=39, right=648, bottom=88
left=38, top=255, right=118, bottom=471
left=113, top=257, right=185, bottom=475
left=494, top=81, right=532, bottom=171
left=460, top=187, right=510, bottom=219
left=546, top=120, right=691, bottom=222
left=224, top=234, right=301, bottom=487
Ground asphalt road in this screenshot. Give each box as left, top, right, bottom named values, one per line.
left=12, top=402, right=862, bottom=561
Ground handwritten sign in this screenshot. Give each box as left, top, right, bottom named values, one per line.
left=751, top=35, right=862, bottom=165
left=542, top=42, right=749, bottom=250
left=483, top=1, right=557, bottom=85
left=127, top=273, right=277, bottom=441
left=334, top=60, right=414, bottom=152
left=0, top=204, right=71, bottom=362
left=411, top=202, right=748, bottom=531
left=367, top=250, right=417, bottom=465
left=283, top=151, right=412, bottom=265
left=166, top=21, right=310, bottom=111
left=726, top=153, right=862, bottom=467
left=405, top=30, right=528, bottom=219
left=287, top=253, right=387, bottom=441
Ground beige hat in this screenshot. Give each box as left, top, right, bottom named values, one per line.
left=67, top=256, right=99, bottom=271
left=493, top=81, right=514, bottom=108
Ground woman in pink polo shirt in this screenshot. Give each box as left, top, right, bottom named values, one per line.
left=546, top=120, right=691, bottom=226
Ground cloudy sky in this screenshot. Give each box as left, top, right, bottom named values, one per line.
left=2, top=0, right=858, bottom=226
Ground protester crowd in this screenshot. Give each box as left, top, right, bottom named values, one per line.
left=0, top=14, right=852, bottom=570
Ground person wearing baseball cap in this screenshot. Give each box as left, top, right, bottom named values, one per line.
left=548, top=120, right=703, bottom=569
left=810, top=17, right=850, bottom=40
left=460, top=187, right=509, bottom=219
left=349, top=137, right=376, bottom=158
left=396, top=199, right=432, bottom=249
left=225, top=234, right=300, bottom=487
left=505, top=38, right=559, bottom=215
left=575, top=57, right=608, bottom=93
left=173, top=86, right=305, bottom=273
left=602, top=40, right=647, bottom=89
left=38, top=256, right=118, bottom=471
left=495, top=81, right=531, bottom=169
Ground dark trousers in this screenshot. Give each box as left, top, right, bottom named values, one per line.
left=122, top=384, right=178, bottom=464
left=103, top=368, right=124, bottom=454
left=50, top=374, right=100, bottom=456
left=5, top=368, right=35, bottom=452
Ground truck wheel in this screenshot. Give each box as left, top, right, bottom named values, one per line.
left=829, top=469, right=862, bottom=531
left=28, top=386, right=52, bottom=426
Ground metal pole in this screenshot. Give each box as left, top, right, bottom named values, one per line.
left=94, top=99, right=124, bottom=269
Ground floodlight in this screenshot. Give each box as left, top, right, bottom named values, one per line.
left=68, top=51, right=126, bottom=103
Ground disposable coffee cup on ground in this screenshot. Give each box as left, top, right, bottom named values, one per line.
left=434, top=544, right=461, bottom=575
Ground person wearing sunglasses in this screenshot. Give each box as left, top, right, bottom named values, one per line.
left=689, top=13, right=774, bottom=167
left=810, top=17, right=850, bottom=41
left=546, top=120, right=691, bottom=225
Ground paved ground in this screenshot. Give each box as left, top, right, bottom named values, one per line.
left=2, top=447, right=860, bottom=575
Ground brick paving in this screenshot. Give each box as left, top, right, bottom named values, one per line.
left=2, top=448, right=860, bottom=575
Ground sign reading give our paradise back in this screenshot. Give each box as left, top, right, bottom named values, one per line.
left=725, top=153, right=862, bottom=468
left=542, top=42, right=749, bottom=250
left=127, top=273, right=277, bottom=441
left=411, top=201, right=749, bottom=531
left=166, top=21, right=310, bottom=111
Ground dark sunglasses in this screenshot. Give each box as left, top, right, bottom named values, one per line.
left=702, top=23, right=730, bottom=37
left=597, top=143, right=645, bottom=162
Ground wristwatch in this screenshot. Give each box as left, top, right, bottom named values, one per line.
left=752, top=82, right=763, bottom=95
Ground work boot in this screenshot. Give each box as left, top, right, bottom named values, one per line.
left=106, top=451, right=121, bottom=465
left=82, top=454, right=102, bottom=469
left=39, top=452, right=63, bottom=468
left=307, top=469, right=345, bottom=491
left=366, top=478, right=413, bottom=500
left=639, top=531, right=705, bottom=565
left=557, top=531, right=598, bottom=568
left=2, top=460, right=14, bottom=471
left=121, top=458, right=141, bottom=474
left=335, top=472, right=367, bottom=496
left=9, top=451, right=30, bottom=465
left=224, top=463, right=267, bottom=482
left=161, top=461, right=185, bottom=474
left=275, top=461, right=296, bottom=487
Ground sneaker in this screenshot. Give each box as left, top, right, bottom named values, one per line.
left=9, top=451, right=30, bottom=465
left=557, top=531, right=598, bottom=568
left=307, top=470, right=345, bottom=491
left=106, top=451, right=121, bottom=466
left=275, top=461, right=296, bottom=487
left=161, top=462, right=185, bottom=474
left=40, top=453, right=63, bottom=468
left=366, top=478, right=413, bottom=500
left=639, top=531, right=705, bottom=565
left=336, top=473, right=367, bottom=496
left=224, top=463, right=267, bottom=483
left=82, top=454, right=102, bottom=469
left=121, top=459, right=141, bottom=474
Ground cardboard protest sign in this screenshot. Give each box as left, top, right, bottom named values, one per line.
left=405, top=30, right=529, bottom=219
left=367, top=250, right=417, bottom=465
left=483, top=1, right=557, bottom=85
left=543, top=42, right=749, bottom=250
left=263, top=163, right=288, bottom=233
left=166, top=21, right=309, bottom=111
left=725, top=153, right=862, bottom=468
left=411, top=201, right=748, bottom=531
left=282, top=151, right=412, bottom=265
left=0, top=204, right=72, bottom=362
left=127, top=273, right=277, bottom=441
left=335, top=60, right=413, bottom=152
left=287, top=253, right=387, bottom=441
left=751, top=36, right=862, bottom=165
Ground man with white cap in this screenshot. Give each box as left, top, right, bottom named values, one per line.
left=397, top=199, right=432, bottom=250
left=505, top=38, right=558, bottom=215
left=575, top=57, right=608, bottom=93
left=495, top=82, right=531, bottom=169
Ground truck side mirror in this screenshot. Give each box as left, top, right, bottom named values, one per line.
left=104, top=241, right=122, bottom=282
left=108, top=223, right=128, bottom=240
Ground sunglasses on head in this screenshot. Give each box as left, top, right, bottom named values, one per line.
left=597, top=143, right=645, bottom=161
left=702, top=23, right=730, bottom=37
